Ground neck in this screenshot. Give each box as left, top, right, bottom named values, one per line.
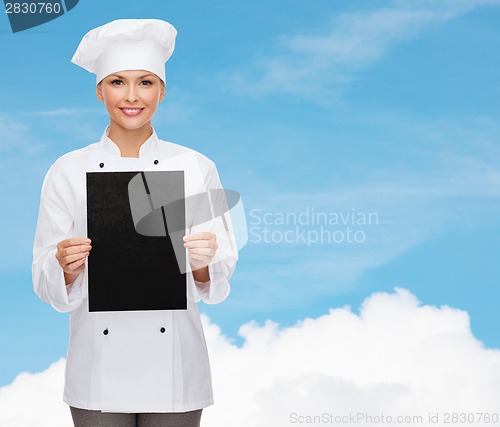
left=107, top=121, right=153, bottom=158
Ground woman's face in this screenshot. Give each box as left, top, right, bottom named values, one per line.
left=96, top=70, right=166, bottom=132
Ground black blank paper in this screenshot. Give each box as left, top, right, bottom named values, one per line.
left=86, top=171, right=186, bottom=312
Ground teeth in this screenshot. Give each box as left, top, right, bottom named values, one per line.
left=122, top=109, right=142, bottom=114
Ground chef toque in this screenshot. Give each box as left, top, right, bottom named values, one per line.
left=71, top=19, right=177, bottom=85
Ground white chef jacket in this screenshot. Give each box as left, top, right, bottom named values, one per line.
left=32, top=126, right=238, bottom=413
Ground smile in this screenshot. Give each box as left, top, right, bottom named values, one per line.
left=119, top=108, right=144, bottom=116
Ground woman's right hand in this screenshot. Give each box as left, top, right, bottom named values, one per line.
left=56, top=238, right=92, bottom=285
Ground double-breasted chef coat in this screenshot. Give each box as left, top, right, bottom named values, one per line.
left=32, top=125, right=238, bottom=413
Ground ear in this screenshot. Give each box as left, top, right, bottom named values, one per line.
left=96, top=83, right=103, bottom=103
left=159, top=82, right=166, bottom=102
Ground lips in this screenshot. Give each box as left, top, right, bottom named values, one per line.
left=119, top=107, right=144, bottom=116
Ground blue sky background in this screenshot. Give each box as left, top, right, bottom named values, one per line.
left=1, top=0, right=500, bottom=387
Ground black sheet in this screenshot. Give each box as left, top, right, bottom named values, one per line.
left=86, top=171, right=186, bottom=312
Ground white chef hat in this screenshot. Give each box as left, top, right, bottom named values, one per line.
left=71, top=19, right=177, bottom=85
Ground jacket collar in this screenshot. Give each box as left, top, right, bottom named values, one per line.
left=99, top=125, right=160, bottom=158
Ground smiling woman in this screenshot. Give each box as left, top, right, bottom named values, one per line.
left=96, top=71, right=166, bottom=157
left=31, top=18, right=238, bottom=427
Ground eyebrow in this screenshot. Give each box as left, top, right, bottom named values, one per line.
left=109, top=73, right=155, bottom=79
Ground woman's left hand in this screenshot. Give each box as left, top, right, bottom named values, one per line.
left=183, top=232, right=218, bottom=272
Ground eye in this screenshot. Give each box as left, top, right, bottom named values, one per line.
left=140, top=80, right=153, bottom=86
left=110, top=79, right=123, bottom=86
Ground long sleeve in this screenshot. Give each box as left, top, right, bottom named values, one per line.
left=32, top=164, right=85, bottom=313
left=189, top=163, right=238, bottom=304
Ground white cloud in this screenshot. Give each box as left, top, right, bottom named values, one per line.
left=155, top=86, right=197, bottom=125
left=0, top=111, right=97, bottom=270
left=1, top=288, right=499, bottom=426
left=238, top=176, right=500, bottom=309
left=0, top=358, right=70, bottom=427
left=25, top=107, right=103, bottom=117
left=229, top=112, right=500, bottom=309
left=0, top=112, right=40, bottom=155
left=221, top=0, right=500, bottom=101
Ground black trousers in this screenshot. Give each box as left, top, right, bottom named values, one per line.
left=69, top=406, right=203, bottom=427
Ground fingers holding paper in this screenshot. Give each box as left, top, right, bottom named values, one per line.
left=183, top=232, right=218, bottom=271
left=56, top=237, right=92, bottom=275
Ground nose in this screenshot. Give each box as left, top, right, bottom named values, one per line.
left=125, top=85, right=139, bottom=103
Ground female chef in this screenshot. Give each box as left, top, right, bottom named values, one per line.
left=32, top=19, right=238, bottom=427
